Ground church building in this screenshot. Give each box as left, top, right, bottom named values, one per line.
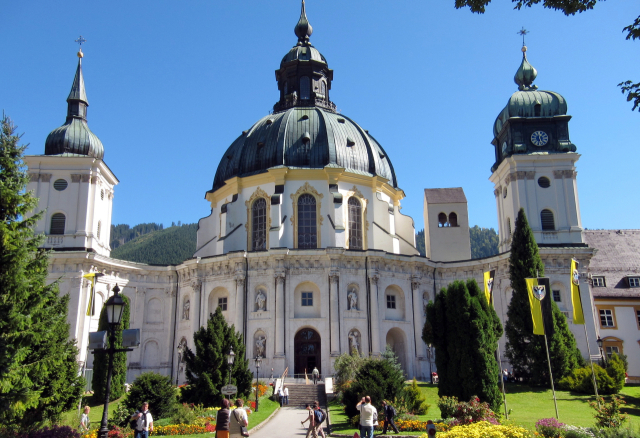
left=26, top=1, right=617, bottom=383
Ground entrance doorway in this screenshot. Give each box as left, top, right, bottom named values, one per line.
left=294, top=328, right=321, bottom=377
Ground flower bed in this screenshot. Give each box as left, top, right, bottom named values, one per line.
left=378, top=419, right=450, bottom=433
left=428, top=421, right=534, bottom=438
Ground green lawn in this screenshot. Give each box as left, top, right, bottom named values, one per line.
left=327, top=382, right=640, bottom=435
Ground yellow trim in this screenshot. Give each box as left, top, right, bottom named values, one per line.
left=205, top=167, right=405, bottom=208
left=344, top=186, right=368, bottom=250
left=245, top=187, right=271, bottom=251
left=290, top=182, right=323, bottom=249
left=596, top=305, right=618, bottom=329
left=602, top=336, right=624, bottom=356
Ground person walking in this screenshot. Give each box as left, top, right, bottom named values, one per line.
left=380, top=400, right=399, bottom=435
left=312, top=367, right=319, bottom=385
left=229, top=398, right=248, bottom=438
left=301, top=403, right=317, bottom=438
left=215, top=399, right=231, bottom=438
left=356, top=396, right=376, bottom=438
left=283, top=386, right=289, bottom=405
left=80, top=406, right=90, bottom=432
left=131, top=402, right=153, bottom=438
left=276, top=385, right=284, bottom=406
left=313, top=401, right=327, bottom=438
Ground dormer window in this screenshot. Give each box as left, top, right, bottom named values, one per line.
left=300, top=76, right=310, bottom=100
left=592, top=276, right=606, bottom=287
left=628, top=277, right=640, bottom=288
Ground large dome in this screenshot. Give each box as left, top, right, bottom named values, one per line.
left=212, top=106, right=397, bottom=191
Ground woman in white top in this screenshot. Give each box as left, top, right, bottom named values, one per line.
left=229, top=398, right=249, bottom=438
left=80, top=406, right=90, bottom=432
left=283, top=386, right=289, bottom=405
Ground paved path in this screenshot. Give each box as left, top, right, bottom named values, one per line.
left=250, top=407, right=328, bottom=438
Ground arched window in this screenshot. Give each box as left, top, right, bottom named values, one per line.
left=448, top=212, right=458, bottom=227
left=348, top=197, right=363, bottom=249
left=97, top=220, right=101, bottom=239
left=321, top=81, right=326, bottom=96
left=50, top=213, right=66, bottom=235
left=300, top=76, right=310, bottom=100
left=534, top=103, right=541, bottom=117
left=541, top=209, right=555, bottom=231
left=251, top=198, right=267, bottom=251
left=298, top=194, right=317, bottom=248
left=438, top=212, right=447, bottom=228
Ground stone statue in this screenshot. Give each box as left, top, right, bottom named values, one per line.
left=347, top=288, right=358, bottom=310
left=255, top=335, right=266, bottom=357
left=348, top=330, right=360, bottom=353
left=256, top=290, right=266, bottom=311
left=183, top=300, right=190, bottom=320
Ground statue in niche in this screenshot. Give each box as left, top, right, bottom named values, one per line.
left=183, top=300, right=190, bottom=320
left=423, top=294, right=429, bottom=316
left=255, top=335, right=266, bottom=357
left=347, top=288, right=358, bottom=310
left=256, top=290, right=266, bottom=311
left=348, top=330, right=360, bottom=353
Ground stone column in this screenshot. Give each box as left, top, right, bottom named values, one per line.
left=369, top=274, right=380, bottom=356
left=275, top=272, right=286, bottom=357
left=235, top=275, right=245, bottom=337
left=412, top=278, right=425, bottom=359
left=329, top=271, right=340, bottom=356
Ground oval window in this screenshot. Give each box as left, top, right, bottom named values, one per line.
left=53, top=179, right=68, bottom=191
left=538, top=177, right=551, bottom=188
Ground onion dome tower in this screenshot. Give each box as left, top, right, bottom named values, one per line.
left=489, top=40, right=583, bottom=252
left=24, top=46, right=117, bottom=257
left=44, top=48, right=104, bottom=159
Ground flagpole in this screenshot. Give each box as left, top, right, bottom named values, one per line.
left=583, top=323, right=600, bottom=402
left=539, top=294, right=559, bottom=419
left=496, top=341, right=508, bottom=419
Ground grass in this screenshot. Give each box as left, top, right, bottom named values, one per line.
left=327, top=382, right=640, bottom=435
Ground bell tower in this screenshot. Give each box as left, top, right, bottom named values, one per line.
left=489, top=41, right=583, bottom=253
left=24, top=45, right=118, bottom=257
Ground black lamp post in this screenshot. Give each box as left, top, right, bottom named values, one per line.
left=597, top=336, right=605, bottom=365
left=226, top=347, right=235, bottom=399
left=427, top=344, right=433, bottom=383
left=254, top=356, right=262, bottom=412
left=97, top=285, right=131, bottom=438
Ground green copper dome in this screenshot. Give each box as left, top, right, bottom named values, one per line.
left=45, top=53, right=104, bottom=159
left=493, top=47, right=568, bottom=138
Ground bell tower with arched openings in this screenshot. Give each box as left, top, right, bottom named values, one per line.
left=489, top=39, right=584, bottom=253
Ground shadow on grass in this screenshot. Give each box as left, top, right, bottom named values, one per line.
left=621, top=393, right=640, bottom=418
left=503, top=383, right=549, bottom=394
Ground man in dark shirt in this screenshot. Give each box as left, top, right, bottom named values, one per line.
left=380, top=400, right=399, bottom=435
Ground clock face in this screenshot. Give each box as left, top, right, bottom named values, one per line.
left=502, top=142, right=508, bottom=155
left=531, top=130, right=549, bottom=147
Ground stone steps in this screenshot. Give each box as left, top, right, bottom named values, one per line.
left=282, top=383, right=327, bottom=409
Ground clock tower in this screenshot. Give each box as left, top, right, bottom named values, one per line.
left=489, top=45, right=583, bottom=252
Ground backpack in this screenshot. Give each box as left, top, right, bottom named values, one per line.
left=315, top=408, right=326, bottom=424
left=389, top=405, right=396, bottom=417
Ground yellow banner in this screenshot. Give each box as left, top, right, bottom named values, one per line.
left=526, top=278, right=545, bottom=335
left=571, top=259, right=585, bottom=324
left=483, top=270, right=495, bottom=306
left=83, top=273, right=96, bottom=316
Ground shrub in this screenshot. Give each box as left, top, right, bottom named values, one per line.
left=590, top=395, right=628, bottom=429
left=606, top=354, right=626, bottom=394
left=109, top=402, right=132, bottom=429
left=592, top=427, right=640, bottom=438
left=437, top=396, right=459, bottom=419
left=448, top=396, right=498, bottom=426
left=125, top=372, right=177, bottom=420
left=333, top=350, right=366, bottom=394
left=171, top=403, right=198, bottom=425
left=559, top=364, right=617, bottom=395
left=431, top=421, right=534, bottom=438
left=536, top=418, right=565, bottom=438
left=29, top=427, right=81, bottom=438
left=402, top=378, right=430, bottom=415
left=562, top=425, right=597, bottom=438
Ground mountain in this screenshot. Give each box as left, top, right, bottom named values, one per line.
left=414, top=226, right=498, bottom=259
left=110, top=223, right=164, bottom=250
left=110, top=223, right=198, bottom=265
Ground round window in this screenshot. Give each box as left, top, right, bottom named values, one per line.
left=538, top=177, right=551, bottom=188
left=503, top=187, right=508, bottom=198
left=53, top=179, right=68, bottom=191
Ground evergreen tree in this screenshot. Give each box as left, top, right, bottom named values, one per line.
left=0, top=115, right=83, bottom=429
left=92, top=293, right=130, bottom=401
left=181, top=306, right=252, bottom=406
left=469, top=225, right=499, bottom=259
left=423, top=279, right=503, bottom=411
left=504, top=208, right=583, bottom=385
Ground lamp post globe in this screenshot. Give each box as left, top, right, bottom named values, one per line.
left=226, top=346, right=235, bottom=394
left=105, top=284, right=125, bottom=325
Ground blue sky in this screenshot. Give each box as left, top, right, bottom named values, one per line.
left=2, top=0, right=638, bottom=232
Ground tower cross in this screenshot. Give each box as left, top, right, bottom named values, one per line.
left=517, top=27, right=529, bottom=46
left=75, top=35, right=87, bottom=47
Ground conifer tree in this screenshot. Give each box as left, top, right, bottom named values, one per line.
left=505, top=208, right=583, bottom=385
left=423, top=279, right=503, bottom=411
left=0, top=115, right=83, bottom=429
left=181, top=306, right=252, bottom=406
left=92, top=294, right=130, bottom=401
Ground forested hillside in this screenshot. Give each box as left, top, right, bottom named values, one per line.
left=110, top=223, right=164, bottom=250
left=414, top=226, right=498, bottom=259
left=110, top=223, right=197, bottom=265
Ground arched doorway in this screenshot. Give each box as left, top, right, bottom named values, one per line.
left=294, top=328, right=321, bottom=377
left=386, top=328, right=407, bottom=376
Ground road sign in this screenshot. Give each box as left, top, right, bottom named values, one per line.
left=221, top=384, right=238, bottom=395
